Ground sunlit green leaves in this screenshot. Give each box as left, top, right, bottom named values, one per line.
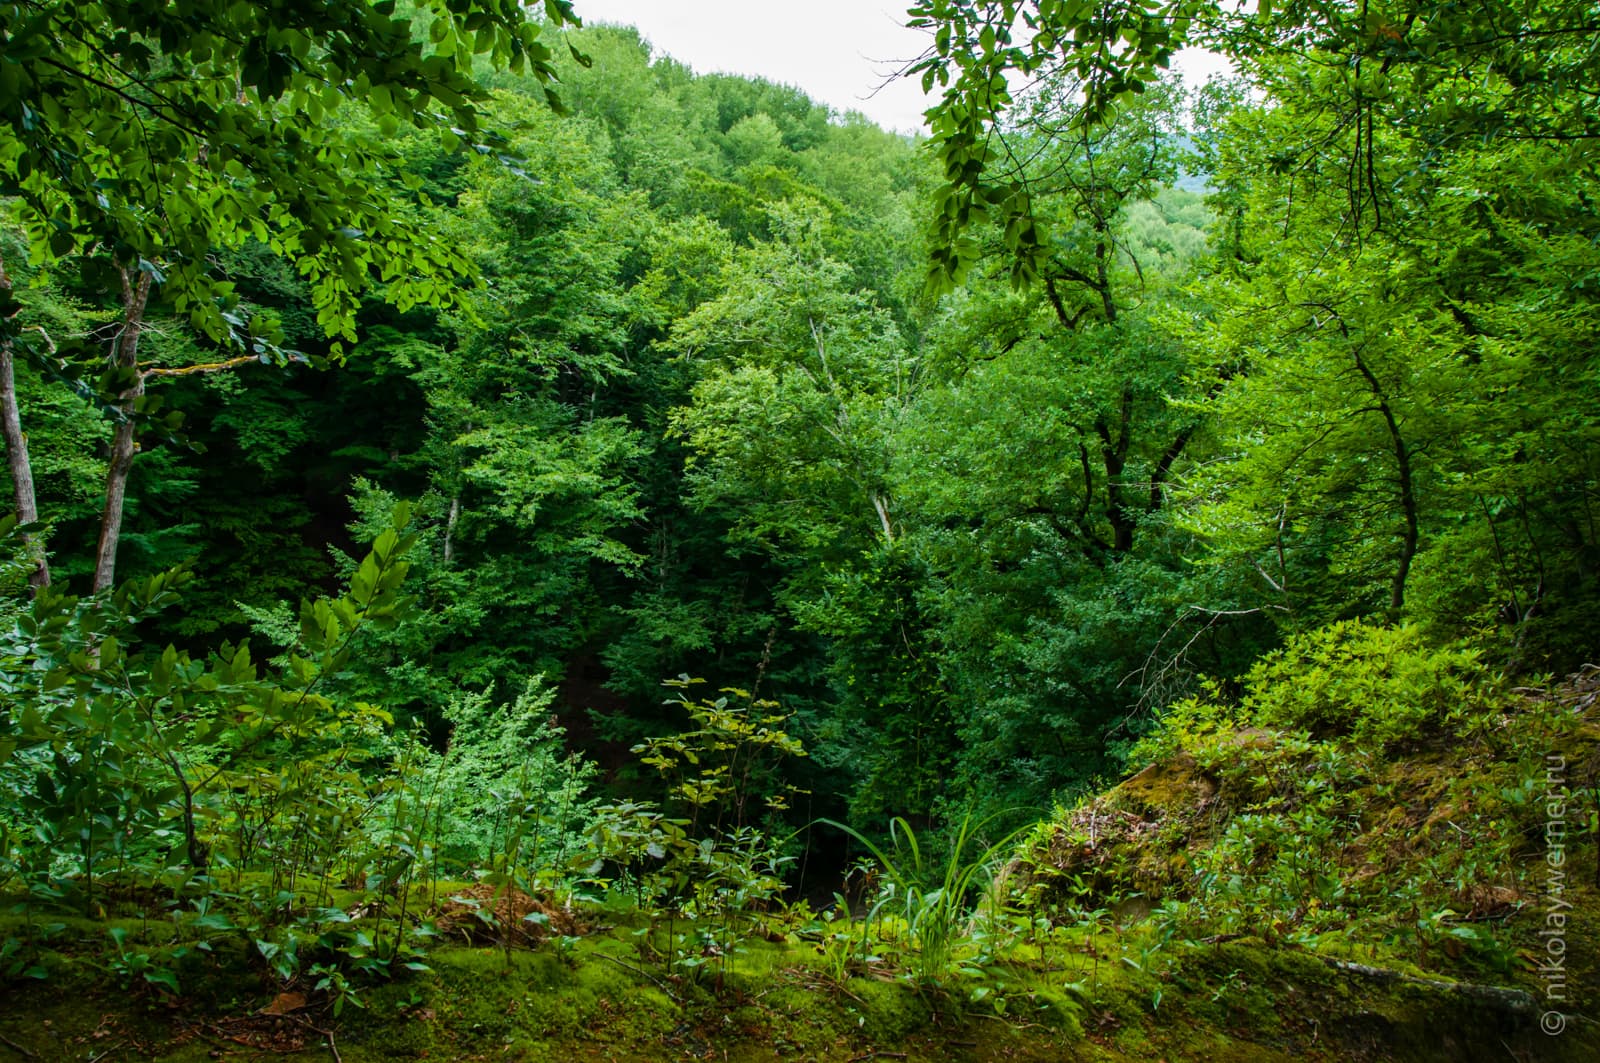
left=913, top=0, right=1600, bottom=286
left=0, top=0, right=583, bottom=351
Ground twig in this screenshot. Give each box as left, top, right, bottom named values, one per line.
left=87, top=1042, right=125, bottom=1063
left=0, top=1031, right=39, bottom=1059
left=188, top=1028, right=236, bottom=1055
left=202, top=1021, right=300, bottom=1055
left=801, top=978, right=865, bottom=1005
left=848, top=1053, right=908, bottom=1062
left=20, top=325, right=56, bottom=355
left=594, top=951, right=674, bottom=995
left=975, top=1014, right=1047, bottom=1029
left=141, top=354, right=260, bottom=378
left=285, top=1017, right=341, bottom=1063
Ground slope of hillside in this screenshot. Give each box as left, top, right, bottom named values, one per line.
left=1, top=627, right=1594, bottom=1061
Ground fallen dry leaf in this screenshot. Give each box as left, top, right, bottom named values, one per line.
left=262, top=991, right=307, bottom=1016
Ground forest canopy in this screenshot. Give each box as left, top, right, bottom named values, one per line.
left=0, top=4, right=1596, bottom=1051
left=2, top=0, right=1595, bottom=833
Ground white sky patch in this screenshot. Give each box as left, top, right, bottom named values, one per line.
left=576, top=0, right=935, bottom=134
left=574, top=1, right=1233, bottom=135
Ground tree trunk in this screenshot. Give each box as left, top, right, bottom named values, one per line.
left=0, top=251, right=49, bottom=590
left=443, top=493, right=461, bottom=565
left=871, top=491, right=894, bottom=542
left=1352, top=349, right=1418, bottom=617
left=1096, top=385, right=1136, bottom=554
left=92, top=267, right=152, bottom=594
left=1094, top=231, right=1116, bottom=325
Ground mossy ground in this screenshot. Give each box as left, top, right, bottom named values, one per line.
left=2, top=897, right=1594, bottom=1062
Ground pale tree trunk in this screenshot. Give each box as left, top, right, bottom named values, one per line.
left=871, top=492, right=894, bottom=543
left=92, top=266, right=152, bottom=593
left=442, top=493, right=461, bottom=565
left=0, top=251, right=49, bottom=591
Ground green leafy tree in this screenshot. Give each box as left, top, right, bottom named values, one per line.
left=1175, top=20, right=1600, bottom=656
left=910, top=0, right=1600, bottom=285
left=1, top=0, right=583, bottom=339
left=0, top=0, right=584, bottom=588
left=914, top=0, right=1600, bottom=661
left=872, top=79, right=1246, bottom=814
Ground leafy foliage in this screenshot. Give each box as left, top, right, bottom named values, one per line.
left=0, top=0, right=583, bottom=347
left=2, top=7, right=1599, bottom=1041
left=427, top=681, right=598, bottom=876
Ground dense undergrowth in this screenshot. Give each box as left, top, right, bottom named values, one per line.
left=1022, top=624, right=1600, bottom=968
left=3, top=534, right=1596, bottom=1060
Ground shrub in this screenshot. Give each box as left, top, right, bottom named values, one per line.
left=1240, top=620, right=1499, bottom=748
left=425, top=680, right=598, bottom=879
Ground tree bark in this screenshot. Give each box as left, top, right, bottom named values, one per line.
left=871, top=491, right=894, bottom=543
left=443, top=493, right=461, bottom=565
left=92, top=266, right=152, bottom=593
left=1096, top=385, right=1136, bottom=554
left=1352, top=348, right=1418, bottom=617
left=1093, top=223, right=1117, bottom=325
left=0, top=251, right=49, bottom=590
